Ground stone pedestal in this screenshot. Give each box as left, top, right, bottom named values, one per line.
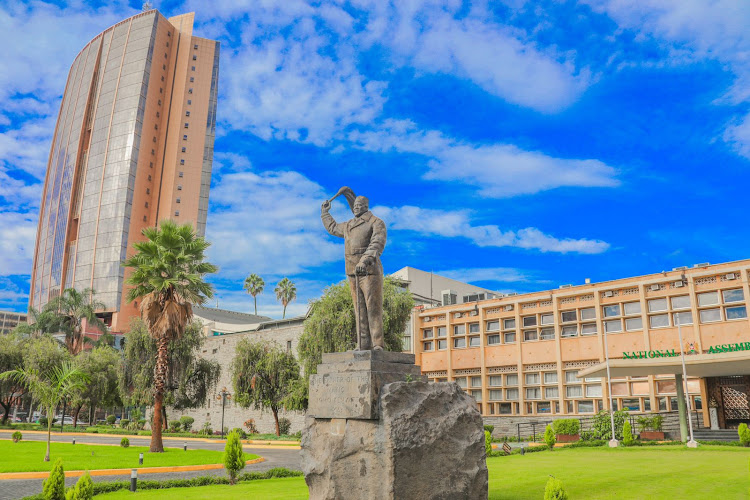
left=302, top=351, right=488, bottom=500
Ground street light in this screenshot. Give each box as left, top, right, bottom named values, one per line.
left=603, top=323, right=619, bottom=447
left=674, top=295, right=698, bottom=448
left=216, top=387, right=232, bottom=438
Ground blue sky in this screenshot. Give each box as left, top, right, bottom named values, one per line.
left=1, top=1, right=750, bottom=318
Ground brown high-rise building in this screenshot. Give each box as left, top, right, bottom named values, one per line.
left=29, top=10, right=219, bottom=332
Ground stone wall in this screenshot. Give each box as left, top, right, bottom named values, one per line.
left=169, top=323, right=306, bottom=435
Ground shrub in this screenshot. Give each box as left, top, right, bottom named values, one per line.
left=637, top=414, right=664, bottom=433
left=120, top=438, right=129, bottom=448
left=623, top=420, right=634, bottom=445
left=591, top=410, right=628, bottom=440
left=12, top=431, right=22, bottom=443
left=292, top=430, right=302, bottom=440
left=739, top=423, right=750, bottom=447
left=43, top=458, right=65, bottom=500
left=200, top=422, right=213, bottom=436
left=180, top=416, right=195, bottom=432
left=544, top=476, right=569, bottom=500
left=231, top=428, right=247, bottom=439
left=552, top=419, right=580, bottom=435
left=106, top=415, right=117, bottom=426
left=137, top=419, right=147, bottom=430
left=278, top=418, right=292, bottom=436
left=65, top=471, right=94, bottom=500
left=484, top=430, right=492, bottom=456
left=39, top=417, right=58, bottom=427
left=544, top=424, right=556, bottom=450
left=484, top=424, right=494, bottom=436
left=119, top=419, right=130, bottom=429
left=224, top=430, right=246, bottom=485
left=169, top=420, right=182, bottom=432
left=244, top=419, right=257, bottom=434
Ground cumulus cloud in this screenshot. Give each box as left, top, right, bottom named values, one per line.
left=375, top=205, right=610, bottom=254
left=349, top=119, right=619, bottom=197
left=435, top=266, right=549, bottom=286
left=0, top=211, right=38, bottom=276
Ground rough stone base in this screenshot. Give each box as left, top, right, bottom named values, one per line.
left=302, top=381, right=488, bottom=500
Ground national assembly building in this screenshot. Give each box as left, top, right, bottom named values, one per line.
left=29, top=10, right=219, bottom=333
left=412, top=260, right=750, bottom=438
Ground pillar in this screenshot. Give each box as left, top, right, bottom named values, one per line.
left=675, top=374, right=688, bottom=442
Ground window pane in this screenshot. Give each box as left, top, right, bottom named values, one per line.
left=623, top=301, right=641, bottom=315
left=537, top=402, right=551, bottom=413
left=454, top=325, right=466, bottom=335
left=489, top=389, right=502, bottom=400
left=506, top=388, right=519, bottom=400
left=631, top=382, right=649, bottom=395
left=504, top=332, right=516, bottom=343
left=471, top=390, right=482, bottom=402
left=580, top=307, right=596, bottom=320
left=522, top=316, right=537, bottom=327
left=544, top=372, right=558, bottom=384
left=423, top=341, right=433, bottom=351
left=656, top=380, right=676, bottom=393
left=578, top=400, right=594, bottom=413
left=603, top=305, right=621, bottom=317
left=581, top=323, right=597, bottom=335
left=469, top=323, right=480, bottom=333
left=506, top=374, right=518, bottom=386
left=486, top=320, right=499, bottom=331
left=673, top=311, right=693, bottom=326
left=604, top=320, right=622, bottom=333
left=611, top=382, right=628, bottom=396
left=499, top=403, right=512, bottom=414
left=503, top=319, right=515, bottom=330
left=698, top=291, right=719, bottom=306
left=436, top=327, right=446, bottom=337
left=565, top=371, right=580, bottom=383
left=489, top=376, right=502, bottom=387
left=540, top=313, right=554, bottom=325
left=471, top=376, right=482, bottom=387
left=726, top=306, right=748, bottom=320
left=699, top=308, right=721, bottom=323
left=469, top=336, right=481, bottom=347
left=625, top=317, right=643, bottom=331
left=437, top=339, right=447, bottom=350
left=453, top=337, right=466, bottom=348
left=648, top=298, right=667, bottom=312
left=540, top=327, right=555, bottom=340
left=561, top=325, right=578, bottom=338
left=621, top=398, right=641, bottom=412
left=487, top=334, right=500, bottom=345
left=545, top=387, right=559, bottom=398
left=455, top=377, right=467, bottom=388
left=525, top=373, right=540, bottom=385
left=671, top=295, right=691, bottom=309
left=723, top=289, right=745, bottom=303
left=585, top=385, right=603, bottom=397
left=523, top=330, right=538, bottom=341
left=422, top=328, right=433, bottom=339
left=525, top=388, right=541, bottom=399
left=566, top=386, right=583, bottom=398
left=649, top=314, right=669, bottom=328
left=561, top=310, right=577, bottom=323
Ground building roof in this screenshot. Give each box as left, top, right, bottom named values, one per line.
left=192, top=305, right=271, bottom=325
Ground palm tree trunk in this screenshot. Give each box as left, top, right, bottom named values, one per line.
left=272, top=407, right=280, bottom=436
left=254, top=296, right=257, bottom=315
left=162, top=405, right=168, bottom=431
left=282, top=303, right=287, bottom=319
left=150, top=336, right=169, bottom=452
left=45, top=405, right=52, bottom=462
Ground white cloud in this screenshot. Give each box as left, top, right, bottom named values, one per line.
left=376, top=205, right=610, bottom=254
left=0, top=211, right=37, bottom=276
left=349, top=119, right=619, bottom=197
left=436, top=266, right=547, bottom=285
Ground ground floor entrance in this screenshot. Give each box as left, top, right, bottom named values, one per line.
left=705, top=375, right=750, bottom=429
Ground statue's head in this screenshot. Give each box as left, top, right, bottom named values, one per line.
left=353, top=196, right=369, bottom=216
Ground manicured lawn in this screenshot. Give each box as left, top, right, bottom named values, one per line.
left=97, top=478, right=308, bottom=499
left=97, top=445, right=750, bottom=499
left=0, top=440, right=256, bottom=472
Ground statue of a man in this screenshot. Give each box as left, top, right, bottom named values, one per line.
left=321, top=188, right=387, bottom=350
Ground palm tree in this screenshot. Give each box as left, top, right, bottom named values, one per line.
left=13, top=305, right=58, bottom=337
left=274, top=278, right=297, bottom=319
left=49, top=288, right=106, bottom=355
left=0, top=361, right=88, bottom=461
left=243, top=274, right=265, bottom=315
left=122, top=220, right=217, bottom=452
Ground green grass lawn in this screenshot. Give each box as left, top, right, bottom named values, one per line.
left=96, top=445, right=750, bottom=499
left=0, top=440, right=257, bottom=472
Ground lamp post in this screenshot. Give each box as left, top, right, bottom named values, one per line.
left=603, top=325, right=619, bottom=447
left=217, top=387, right=231, bottom=438
left=675, top=311, right=698, bottom=447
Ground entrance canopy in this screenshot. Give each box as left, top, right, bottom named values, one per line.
left=577, top=351, right=750, bottom=379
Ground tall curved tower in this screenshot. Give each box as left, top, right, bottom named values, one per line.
left=29, top=10, right=219, bottom=332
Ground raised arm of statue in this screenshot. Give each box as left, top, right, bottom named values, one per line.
left=321, top=201, right=344, bottom=238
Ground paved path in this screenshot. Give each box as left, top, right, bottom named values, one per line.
left=0, top=431, right=301, bottom=500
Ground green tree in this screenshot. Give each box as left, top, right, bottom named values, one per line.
left=22, top=337, right=71, bottom=427
left=231, top=339, right=300, bottom=436
left=13, top=305, right=59, bottom=337
left=0, top=361, right=88, bottom=461
left=544, top=424, right=556, bottom=450
left=70, top=346, right=122, bottom=427
left=43, top=458, right=65, bottom=499
left=0, top=335, right=25, bottom=424
left=243, top=273, right=265, bottom=316
left=118, top=319, right=220, bottom=427
left=122, top=220, right=217, bottom=453
left=66, top=471, right=94, bottom=500
left=298, top=277, right=414, bottom=381
left=223, top=429, right=246, bottom=484
left=623, top=420, right=634, bottom=445
left=544, top=476, right=568, bottom=500
left=48, top=288, right=106, bottom=355
left=274, top=278, right=296, bottom=319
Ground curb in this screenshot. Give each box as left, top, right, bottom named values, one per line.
left=0, top=457, right=265, bottom=480
left=0, top=430, right=300, bottom=446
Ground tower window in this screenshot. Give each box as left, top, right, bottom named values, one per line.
left=175, top=211, right=180, bottom=216
left=183, top=134, right=187, bottom=140
left=176, top=198, right=181, bottom=204
left=177, top=185, right=182, bottom=190
left=181, top=147, right=186, bottom=153
left=180, top=159, right=185, bottom=165
left=188, top=88, right=193, bottom=94
left=184, top=123, right=189, bottom=129
left=179, top=172, right=184, bottom=178
left=194, top=44, right=198, bottom=49
left=187, top=100, right=192, bottom=105
left=189, top=77, right=194, bottom=82
left=191, top=66, right=195, bottom=71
